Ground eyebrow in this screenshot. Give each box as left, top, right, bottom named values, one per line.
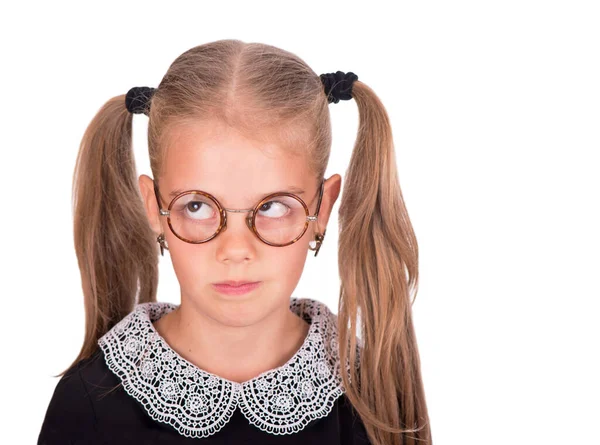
left=168, top=186, right=305, bottom=200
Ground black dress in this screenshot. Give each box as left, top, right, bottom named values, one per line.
left=37, top=297, right=371, bottom=444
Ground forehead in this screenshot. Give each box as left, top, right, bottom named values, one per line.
left=160, top=120, right=311, bottom=203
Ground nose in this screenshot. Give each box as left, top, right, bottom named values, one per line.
left=215, top=211, right=257, bottom=260
left=220, top=209, right=254, bottom=234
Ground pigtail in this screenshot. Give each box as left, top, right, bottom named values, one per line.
left=337, top=81, right=432, bottom=445
left=55, top=96, right=158, bottom=377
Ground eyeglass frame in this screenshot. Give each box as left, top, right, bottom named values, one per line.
left=152, top=177, right=325, bottom=248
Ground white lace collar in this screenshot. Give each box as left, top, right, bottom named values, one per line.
left=97, top=297, right=360, bottom=439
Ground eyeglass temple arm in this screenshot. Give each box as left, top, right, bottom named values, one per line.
left=153, top=180, right=169, bottom=216
left=310, top=177, right=325, bottom=221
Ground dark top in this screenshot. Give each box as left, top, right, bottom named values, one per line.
left=37, top=348, right=371, bottom=444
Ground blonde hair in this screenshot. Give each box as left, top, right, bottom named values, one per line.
left=62, top=39, right=431, bottom=445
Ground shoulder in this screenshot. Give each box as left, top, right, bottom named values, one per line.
left=336, top=392, right=372, bottom=445
left=37, top=350, right=107, bottom=444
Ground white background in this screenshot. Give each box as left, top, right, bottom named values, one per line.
left=1, top=1, right=598, bottom=443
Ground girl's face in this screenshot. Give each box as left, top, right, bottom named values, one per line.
left=138, top=119, right=340, bottom=326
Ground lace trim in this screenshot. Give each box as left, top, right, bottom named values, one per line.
left=98, top=297, right=360, bottom=438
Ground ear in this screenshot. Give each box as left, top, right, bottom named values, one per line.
left=138, top=174, right=163, bottom=235
left=314, top=174, right=342, bottom=234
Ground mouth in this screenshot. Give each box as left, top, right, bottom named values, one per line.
left=213, top=280, right=260, bottom=286
left=211, top=281, right=262, bottom=296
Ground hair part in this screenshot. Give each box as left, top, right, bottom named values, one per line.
left=63, top=39, right=431, bottom=444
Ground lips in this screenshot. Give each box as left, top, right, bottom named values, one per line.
left=213, top=280, right=259, bottom=286
left=211, top=281, right=262, bottom=296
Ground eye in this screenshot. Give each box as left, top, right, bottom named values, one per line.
left=172, top=195, right=217, bottom=221
left=184, top=201, right=214, bottom=220
left=258, top=200, right=291, bottom=218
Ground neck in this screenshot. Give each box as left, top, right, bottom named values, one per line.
left=152, top=297, right=310, bottom=384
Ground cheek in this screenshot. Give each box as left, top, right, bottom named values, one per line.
left=168, top=242, right=212, bottom=292
left=264, top=241, right=309, bottom=289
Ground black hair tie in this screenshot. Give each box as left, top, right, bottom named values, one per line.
left=125, top=71, right=358, bottom=113
left=125, top=86, right=156, bottom=114
left=319, top=71, right=359, bottom=104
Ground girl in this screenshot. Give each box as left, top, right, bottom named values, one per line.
left=37, top=39, right=431, bottom=445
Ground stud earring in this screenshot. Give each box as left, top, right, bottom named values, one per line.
left=157, top=233, right=169, bottom=256
left=308, top=228, right=326, bottom=257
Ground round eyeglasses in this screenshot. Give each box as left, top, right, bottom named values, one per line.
left=153, top=178, right=325, bottom=248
